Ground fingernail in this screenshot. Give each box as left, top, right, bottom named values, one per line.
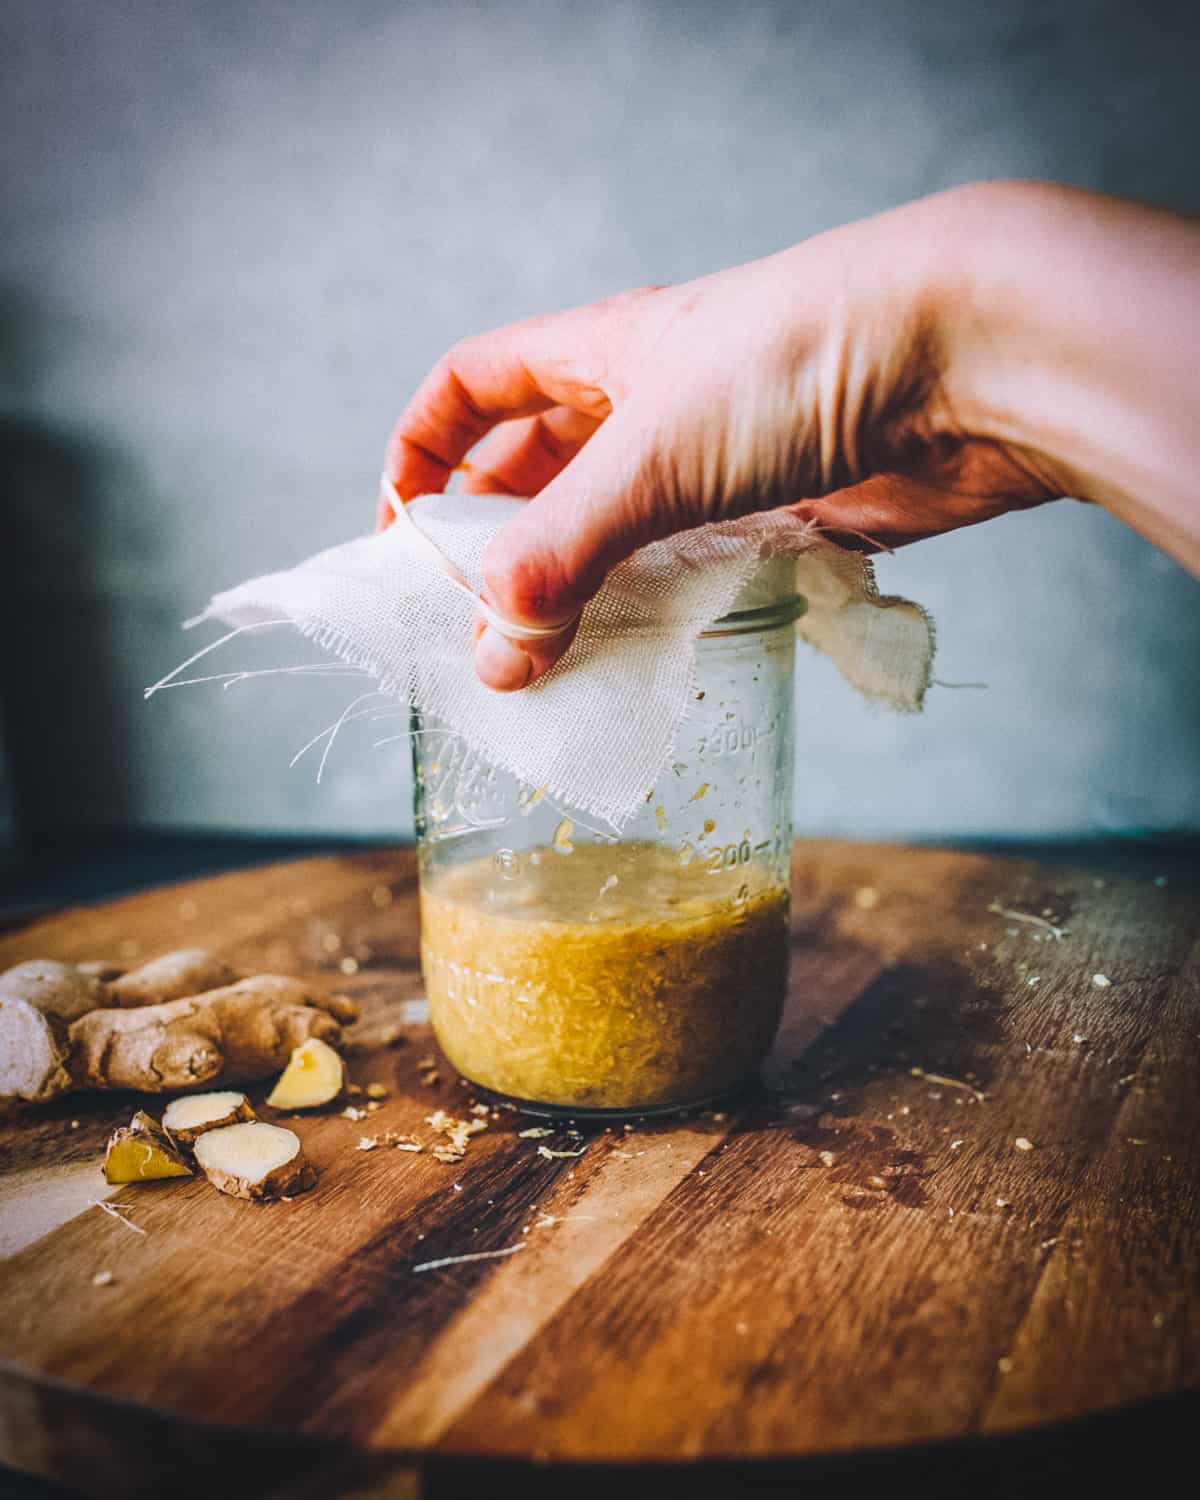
left=474, top=625, right=532, bottom=691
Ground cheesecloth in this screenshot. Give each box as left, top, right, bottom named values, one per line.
left=166, top=493, right=935, bottom=827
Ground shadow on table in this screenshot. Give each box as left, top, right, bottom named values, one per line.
left=2, top=1377, right=1197, bottom=1500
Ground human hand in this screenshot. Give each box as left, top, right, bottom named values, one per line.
left=383, top=181, right=1199, bottom=689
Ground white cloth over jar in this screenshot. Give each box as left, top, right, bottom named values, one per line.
left=189, top=494, right=935, bottom=827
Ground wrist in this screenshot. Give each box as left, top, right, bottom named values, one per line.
left=926, top=181, right=1200, bottom=569
left=922, top=180, right=1089, bottom=496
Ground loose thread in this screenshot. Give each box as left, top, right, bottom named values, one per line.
left=90, top=1200, right=148, bottom=1236
left=288, top=691, right=392, bottom=781
left=150, top=664, right=373, bottom=693
left=144, top=619, right=297, bottom=700
left=412, top=1244, right=526, bottom=1274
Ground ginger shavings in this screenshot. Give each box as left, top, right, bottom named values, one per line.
left=987, top=901, right=1068, bottom=941
left=909, top=1066, right=986, bottom=1104
left=425, top=1109, right=487, bottom=1163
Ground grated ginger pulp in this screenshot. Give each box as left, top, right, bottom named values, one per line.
left=420, top=842, right=789, bottom=1110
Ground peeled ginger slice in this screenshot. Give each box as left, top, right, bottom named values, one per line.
left=267, top=1036, right=344, bottom=1110
left=104, top=1110, right=193, bottom=1183
left=194, top=1121, right=315, bottom=1200
left=162, top=1090, right=256, bottom=1146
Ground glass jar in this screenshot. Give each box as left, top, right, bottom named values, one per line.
left=412, top=558, right=802, bottom=1117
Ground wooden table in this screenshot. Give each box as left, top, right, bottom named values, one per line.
left=1, top=841, right=1197, bottom=1499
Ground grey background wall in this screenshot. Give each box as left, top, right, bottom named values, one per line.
left=1, top=0, right=1198, bottom=844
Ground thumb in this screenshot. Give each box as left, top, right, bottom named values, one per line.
left=474, top=408, right=676, bottom=690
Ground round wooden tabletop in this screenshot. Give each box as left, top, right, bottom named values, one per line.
left=1, top=840, right=1197, bottom=1499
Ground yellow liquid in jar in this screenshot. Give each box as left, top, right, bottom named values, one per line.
left=419, top=841, right=790, bottom=1111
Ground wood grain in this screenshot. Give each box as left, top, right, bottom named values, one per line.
left=0, top=841, right=1197, bottom=1498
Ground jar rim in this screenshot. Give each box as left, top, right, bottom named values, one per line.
left=701, top=593, right=807, bottom=637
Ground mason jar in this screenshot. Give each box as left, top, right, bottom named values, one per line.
left=412, top=557, right=801, bottom=1117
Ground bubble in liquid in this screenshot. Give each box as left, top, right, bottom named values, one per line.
left=493, top=848, right=522, bottom=879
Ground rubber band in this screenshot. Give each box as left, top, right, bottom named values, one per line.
left=380, top=475, right=577, bottom=643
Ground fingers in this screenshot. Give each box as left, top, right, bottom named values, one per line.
left=383, top=349, right=554, bottom=506
left=459, top=406, right=603, bottom=497
left=382, top=298, right=638, bottom=507
left=472, top=408, right=666, bottom=690
left=473, top=613, right=582, bottom=692
left=380, top=287, right=681, bottom=690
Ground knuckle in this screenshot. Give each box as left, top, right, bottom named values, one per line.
left=483, top=535, right=576, bottom=627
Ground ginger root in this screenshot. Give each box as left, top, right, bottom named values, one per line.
left=0, top=959, right=110, bottom=1023
left=194, top=1121, right=316, bottom=1200
left=108, top=949, right=237, bottom=1008
left=267, top=1037, right=345, bottom=1110
left=68, top=977, right=345, bottom=1093
left=200, top=974, right=358, bottom=1026
left=240, top=976, right=359, bottom=1027
left=104, top=1110, right=193, bottom=1183
left=0, top=998, right=73, bottom=1103
left=1, top=952, right=357, bottom=1106
left=162, top=1090, right=256, bottom=1148
left=0, top=958, right=117, bottom=1103
left=76, top=960, right=127, bottom=982
left=323, top=993, right=360, bottom=1026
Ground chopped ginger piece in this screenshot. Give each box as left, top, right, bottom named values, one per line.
left=104, top=1110, right=192, bottom=1183
left=162, top=1090, right=255, bottom=1147
left=267, top=1036, right=344, bottom=1110
left=195, top=1121, right=315, bottom=1199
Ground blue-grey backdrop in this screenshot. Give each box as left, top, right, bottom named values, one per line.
left=2, top=0, right=1198, bottom=843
